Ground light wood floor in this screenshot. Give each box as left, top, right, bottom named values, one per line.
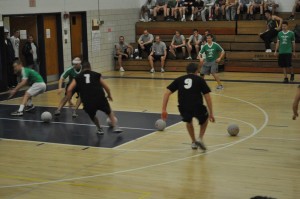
left=0, top=72, right=299, bottom=199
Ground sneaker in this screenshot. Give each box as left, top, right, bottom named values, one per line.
left=148, top=18, right=152, bottom=22
left=191, top=142, right=198, bottom=150
left=185, top=56, right=192, bottom=60
left=119, top=67, right=125, bottom=72
left=195, top=140, right=207, bottom=151
left=161, top=68, right=165, bottom=73
left=72, top=111, right=78, bottom=118
left=288, top=15, right=295, bottom=20
left=11, top=111, right=23, bottom=116
left=265, top=49, right=272, bottom=53
left=113, top=126, right=123, bottom=133
left=24, top=105, right=35, bottom=112
left=139, top=18, right=145, bottom=22
left=135, top=56, right=140, bottom=59
left=209, top=17, right=213, bottom=21
left=97, top=127, right=104, bottom=135
left=181, top=17, right=186, bottom=22
left=216, top=85, right=224, bottom=90
left=283, top=77, right=289, bottom=83
left=54, top=109, right=61, bottom=116
left=290, top=74, right=295, bottom=82
left=150, top=68, right=155, bottom=73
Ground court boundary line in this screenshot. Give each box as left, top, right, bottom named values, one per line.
left=0, top=93, right=269, bottom=189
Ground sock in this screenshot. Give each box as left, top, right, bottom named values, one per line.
left=183, top=14, right=185, bottom=18
left=18, top=104, right=25, bottom=112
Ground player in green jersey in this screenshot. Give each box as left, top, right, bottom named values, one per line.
left=9, top=60, right=46, bottom=116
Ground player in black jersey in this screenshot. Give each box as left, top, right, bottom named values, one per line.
left=67, top=61, right=122, bottom=134
left=161, top=63, right=215, bottom=151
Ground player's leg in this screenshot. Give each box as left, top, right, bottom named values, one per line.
left=160, top=55, right=165, bottom=72
left=117, top=54, right=123, bottom=70
left=186, top=44, right=192, bottom=59
left=72, top=96, right=81, bottom=118
left=148, top=54, right=155, bottom=73
left=195, top=44, right=200, bottom=57
left=169, top=45, right=176, bottom=57
left=101, top=102, right=122, bottom=133
left=211, top=62, right=223, bottom=90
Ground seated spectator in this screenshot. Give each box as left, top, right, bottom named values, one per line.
left=182, top=0, right=196, bottom=21
left=173, top=0, right=185, bottom=21
left=153, top=0, right=168, bottom=21
left=140, top=0, right=156, bottom=22
left=148, top=36, right=167, bottom=73
left=201, top=0, right=215, bottom=21
left=137, top=29, right=154, bottom=59
left=169, top=31, right=186, bottom=58
left=237, top=0, right=251, bottom=20
left=214, top=0, right=226, bottom=20
left=193, top=0, right=205, bottom=21
left=202, top=29, right=216, bottom=44
left=249, top=0, right=264, bottom=20
left=22, top=35, right=39, bottom=72
left=259, top=10, right=282, bottom=52
left=288, top=0, right=300, bottom=20
left=264, top=0, right=279, bottom=15
left=186, top=29, right=202, bottom=60
left=225, top=0, right=238, bottom=21
left=167, top=0, right=177, bottom=21
left=115, top=36, right=133, bottom=72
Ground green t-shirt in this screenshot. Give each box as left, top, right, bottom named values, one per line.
left=61, top=66, right=82, bottom=83
left=277, top=30, right=295, bottom=54
left=21, top=67, right=44, bottom=85
left=200, top=42, right=224, bottom=62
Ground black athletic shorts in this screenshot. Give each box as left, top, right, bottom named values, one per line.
left=152, top=54, right=163, bottom=61
left=278, top=53, right=292, bottom=68
left=178, top=105, right=209, bottom=125
left=84, top=98, right=112, bottom=119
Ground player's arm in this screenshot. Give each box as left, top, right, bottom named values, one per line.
left=292, top=41, right=296, bottom=57
left=274, top=38, right=279, bottom=55
left=273, top=15, right=283, bottom=30
left=292, top=87, right=300, bottom=120
left=203, top=93, right=215, bottom=122
left=9, top=79, right=28, bottom=98
left=162, top=89, right=172, bottom=121
left=100, top=78, right=113, bottom=101
left=216, top=47, right=225, bottom=63
left=57, top=77, right=66, bottom=95
left=66, top=79, right=76, bottom=100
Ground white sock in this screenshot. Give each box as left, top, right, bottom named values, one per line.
left=18, top=105, right=25, bottom=112
left=183, top=14, right=185, bottom=18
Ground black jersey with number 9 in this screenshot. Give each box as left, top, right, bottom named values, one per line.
left=167, top=74, right=211, bottom=110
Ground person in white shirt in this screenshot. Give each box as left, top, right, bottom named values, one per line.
left=10, top=30, right=20, bottom=60
left=264, top=0, right=279, bottom=15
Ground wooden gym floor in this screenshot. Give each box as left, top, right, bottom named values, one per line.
left=0, top=71, right=299, bottom=199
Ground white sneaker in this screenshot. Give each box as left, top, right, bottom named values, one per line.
left=135, top=56, right=140, bottom=59
left=161, top=68, right=165, bottom=73
left=113, top=126, right=123, bottom=133
left=216, top=85, right=224, bottom=90
left=97, top=127, right=104, bottom=135
left=139, top=18, right=145, bottom=22
left=186, top=56, right=192, bottom=60
left=148, top=18, right=152, bottom=22
left=120, top=67, right=125, bottom=72
left=72, top=111, right=78, bottom=118
left=191, top=142, right=198, bottom=150
left=181, top=17, right=186, bottom=22
left=150, top=68, right=155, bottom=73
left=265, top=49, right=272, bottom=53
left=209, top=17, right=213, bottom=21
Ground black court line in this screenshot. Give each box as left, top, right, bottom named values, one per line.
left=0, top=104, right=181, bottom=148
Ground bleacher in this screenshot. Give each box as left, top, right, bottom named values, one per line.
left=116, top=13, right=300, bottom=73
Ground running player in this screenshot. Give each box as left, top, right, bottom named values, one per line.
left=54, top=57, right=82, bottom=117
left=161, top=63, right=215, bottom=151
left=67, top=61, right=122, bottom=134
left=198, top=34, right=225, bottom=90
left=274, top=21, right=296, bottom=83
left=9, top=60, right=46, bottom=116
left=292, top=85, right=300, bottom=120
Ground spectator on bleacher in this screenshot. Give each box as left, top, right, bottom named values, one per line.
left=201, top=0, right=215, bottom=21
left=166, top=0, right=177, bottom=21
left=274, top=21, right=296, bottom=83
left=214, top=0, right=226, bottom=20
left=249, top=0, right=264, bottom=20
left=198, top=34, right=225, bottom=90
left=169, top=31, right=186, bottom=58
left=173, top=0, right=185, bottom=21
left=182, top=0, right=196, bottom=21
left=186, top=29, right=202, bottom=60
left=192, top=0, right=205, bottom=21
left=202, top=29, right=216, bottom=44
left=115, top=36, right=133, bottom=72
left=259, top=10, right=282, bottom=52
left=237, top=0, right=251, bottom=20
left=138, top=30, right=154, bottom=59
left=264, top=0, right=278, bottom=15
left=140, top=0, right=156, bottom=22
left=288, top=0, right=300, bottom=20
left=149, top=36, right=167, bottom=73
left=225, top=0, right=238, bottom=21
left=153, top=0, right=168, bottom=21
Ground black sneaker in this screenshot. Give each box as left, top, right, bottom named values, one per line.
left=288, top=15, right=295, bottom=20
left=195, top=140, right=207, bottom=151
left=283, top=77, right=289, bottom=83
left=54, top=109, right=61, bottom=116
left=290, top=74, right=295, bottom=82
left=113, top=126, right=123, bottom=133
left=11, top=111, right=23, bottom=116
left=24, top=105, right=35, bottom=112
left=96, top=127, right=104, bottom=135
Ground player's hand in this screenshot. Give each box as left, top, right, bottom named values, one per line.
left=8, top=89, right=17, bottom=99
left=57, top=88, right=63, bottom=95
left=293, top=112, right=298, bottom=120
left=107, top=95, right=113, bottom=101
left=216, top=58, right=221, bottom=63
left=209, top=115, right=215, bottom=123
left=161, top=110, right=168, bottom=121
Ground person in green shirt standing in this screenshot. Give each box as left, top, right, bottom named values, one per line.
left=9, top=60, right=46, bottom=116
left=198, top=34, right=225, bottom=90
left=274, top=21, right=296, bottom=83
left=54, top=57, right=82, bottom=117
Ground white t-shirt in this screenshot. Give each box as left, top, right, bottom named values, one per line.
left=31, top=43, right=38, bottom=60
left=10, top=36, right=20, bottom=58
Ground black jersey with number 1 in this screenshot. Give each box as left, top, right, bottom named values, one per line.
left=167, top=74, right=211, bottom=110
left=75, top=70, right=106, bottom=106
